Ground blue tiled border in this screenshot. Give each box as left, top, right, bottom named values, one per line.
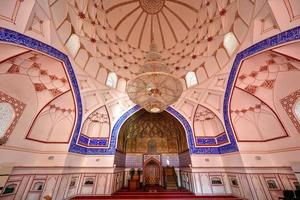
left=223, top=26, right=300, bottom=152
left=3, top=25, right=298, bottom=155
left=195, top=133, right=229, bottom=146
left=0, top=27, right=83, bottom=153
left=78, top=135, right=108, bottom=147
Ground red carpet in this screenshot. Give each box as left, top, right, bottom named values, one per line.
left=72, top=188, right=241, bottom=200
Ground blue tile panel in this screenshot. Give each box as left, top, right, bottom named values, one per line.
left=78, top=135, right=89, bottom=145
left=196, top=137, right=217, bottom=145
left=89, top=138, right=108, bottom=146
left=216, top=133, right=229, bottom=145
left=78, top=135, right=108, bottom=147
left=195, top=133, right=229, bottom=146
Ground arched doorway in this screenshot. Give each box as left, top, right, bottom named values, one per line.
left=116, top=108, right=190, bottom=187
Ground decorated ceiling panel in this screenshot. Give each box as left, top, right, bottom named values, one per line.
left=231, top=88, right=288, bottom=142
left=193, top=104, right=227, bottom=146
left=79, top=105, right=110, bottom=148
left=227, top=32, right=300, bottom=143
left=4, top=51, right=71, bottom=109
left=0, top=28, right=81, bottom=147
left=49, top=0, right=255, bottom=84
left=26, top=91, right=75, bottom=143
left=0, top=49, right=76, bottom=144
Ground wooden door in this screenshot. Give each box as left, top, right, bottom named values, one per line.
left=144, top=160, right=160, bottom=185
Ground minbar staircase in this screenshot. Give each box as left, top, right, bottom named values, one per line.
left=163, top=166, right=178, bottom=190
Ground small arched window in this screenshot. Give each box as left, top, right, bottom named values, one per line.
left=185, top=71, right=198, bottom=88
left=295, top=100, right=300, bottom=120
left=0, top=102, right=15, bottom=138
left=223, top=32, right=239, bottom=55
left=66, top=34, right=80, bottom=57
left=106, top=72, right=118, bottom=88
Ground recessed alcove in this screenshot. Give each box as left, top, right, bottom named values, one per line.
left=116, top=108, right=191, bottom=187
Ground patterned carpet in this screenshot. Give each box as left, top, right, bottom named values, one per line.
left=72, top=188, right=241, bottom=200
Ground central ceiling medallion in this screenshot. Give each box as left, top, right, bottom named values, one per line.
left=126, top=41, right=183, bottom=113
left=139, top=0, right=165, bottom=14
left=103, top=0, right=198, bottom=51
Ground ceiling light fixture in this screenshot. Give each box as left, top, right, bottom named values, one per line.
left=126, top=41, right=183, bottom=113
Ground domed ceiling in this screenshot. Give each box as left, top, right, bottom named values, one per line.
left=103, top=0, right=199, bottom=51
left=50, top=0, right=254, bottom=81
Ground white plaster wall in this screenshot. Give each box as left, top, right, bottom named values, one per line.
left=0, top=149, right=115, bottom=167
left=191, top=150, right=300, bottom=169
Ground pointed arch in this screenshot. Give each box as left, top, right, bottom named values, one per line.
left=26, top=90, right=76, bottom=143
left=224, top=26, right=300, bottom=147
left=79, top=105, right=110, bottom=147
